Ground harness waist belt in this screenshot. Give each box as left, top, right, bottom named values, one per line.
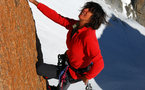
left=68, top=61, right=93, bottom=74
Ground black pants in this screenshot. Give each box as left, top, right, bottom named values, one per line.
left=37, top=63, right=81, bottom=90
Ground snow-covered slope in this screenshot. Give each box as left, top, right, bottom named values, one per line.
left=28, top=0, right=145, bottom=90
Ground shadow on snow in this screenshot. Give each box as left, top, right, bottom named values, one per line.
left=95, top=14, right=145, bottom=90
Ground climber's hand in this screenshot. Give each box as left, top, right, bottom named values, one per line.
left=29, top=0, right=39, bottom=6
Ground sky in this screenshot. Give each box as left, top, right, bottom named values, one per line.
left=28, top=0, right=145, bottom=90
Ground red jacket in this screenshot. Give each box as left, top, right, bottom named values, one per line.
left=37, top=3, right=104, bottom=80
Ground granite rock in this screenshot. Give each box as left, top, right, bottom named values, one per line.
left=0, top=0, right=46, bottom=90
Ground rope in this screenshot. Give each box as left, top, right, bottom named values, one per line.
left=59, top=65, right=69, bottom=90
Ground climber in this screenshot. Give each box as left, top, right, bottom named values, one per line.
left=29, top=0, right=109, bottom=90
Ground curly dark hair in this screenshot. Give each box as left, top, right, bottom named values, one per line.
left=82, top=1, right=109, bottom=30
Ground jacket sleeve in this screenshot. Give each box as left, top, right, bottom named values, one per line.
left=83, top=36, right=104, bottom=79
left=37, top=3, right=76, bottom=29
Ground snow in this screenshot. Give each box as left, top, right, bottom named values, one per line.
left=28, top=0, right=145, bottom=90
left=121, top=0, right=131, bottom=4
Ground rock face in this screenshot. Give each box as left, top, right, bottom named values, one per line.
left=105, top=0, right=145, bottom=27
left=0, top=0, right=46, bottom=90
left=105, top=0, right=123, bottom=13
left=131, top=0, right=145, bottom=27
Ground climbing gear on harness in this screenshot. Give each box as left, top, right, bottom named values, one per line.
left=85, top=82, right=93, bottom=90
left=59, top=65, right=69, bottom=90
left=57, top=54, right=68, bottom=71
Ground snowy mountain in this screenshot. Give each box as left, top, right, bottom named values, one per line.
left=28, top=0, right=145, bottom=90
